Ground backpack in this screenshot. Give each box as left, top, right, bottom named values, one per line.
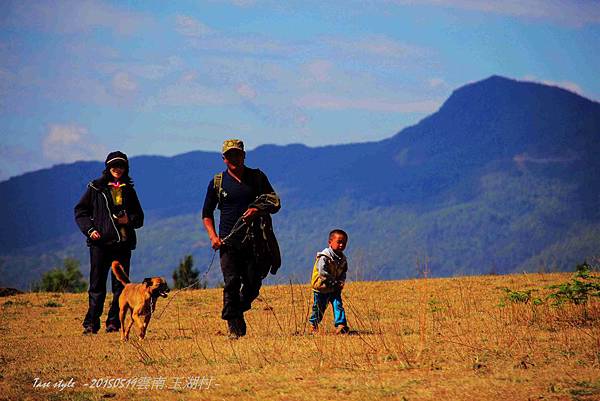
left=213, top=172, right=225, bottom=208
left=213, top=169, right=265, bottom=208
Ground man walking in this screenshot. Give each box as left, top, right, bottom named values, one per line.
left=202, top=139, right=281, bottom=338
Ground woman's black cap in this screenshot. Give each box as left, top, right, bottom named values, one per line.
left=105, top=151, right=128, bottom=168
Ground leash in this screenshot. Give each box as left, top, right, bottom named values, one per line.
left=153, top=217, right=248, bottom=320
left=153, top=251, right=217, bottom=320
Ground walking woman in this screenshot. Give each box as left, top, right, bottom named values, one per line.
left=75, top=151, right=144, bottom=334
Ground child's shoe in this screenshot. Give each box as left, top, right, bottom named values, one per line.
left=335, top=324, right=350, bottom=335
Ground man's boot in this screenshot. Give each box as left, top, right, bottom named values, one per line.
left=227, top=316, right=246, bottom=339
left=227, top=319, right=240, bottom=339
left=236, top=316, right=247, bottom=337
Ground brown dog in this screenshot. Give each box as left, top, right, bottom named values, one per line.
left=111, top=261, right=170, bottom=341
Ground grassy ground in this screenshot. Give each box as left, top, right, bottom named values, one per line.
left=1, top=272, right=599, bottom=401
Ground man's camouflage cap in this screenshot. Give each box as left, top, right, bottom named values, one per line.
left=222, top=139, right=245, bottom=154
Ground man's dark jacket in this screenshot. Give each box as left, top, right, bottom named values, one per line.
left=247, top=193, right=281, bottom=278
left=204, top=168, right=281, bottom=278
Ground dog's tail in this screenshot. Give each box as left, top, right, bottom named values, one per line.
left=111, top=261, right=130, bottom=285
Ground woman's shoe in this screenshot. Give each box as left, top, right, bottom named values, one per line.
left=82, top=327, right=98, bottom=335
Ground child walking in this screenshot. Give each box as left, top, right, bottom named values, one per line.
left=309, top=229, right=350, bottom=334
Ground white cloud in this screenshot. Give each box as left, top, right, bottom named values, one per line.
left=65, top=42, right=121, bottom=60
left=50, top=76, right=113, bottom=105
left=0, top=68, right=15, bottom=107
left=514, top=151, right=578, bottom=164
left=513, top=151, right=579, bottom=170
left=323, top=35, right=427, bottom=62
left=175, top=32, right=434, bottom=116
left=175, top=15, right=214, bottom=37
left=112, top=72, right=138, bottom=94
left=42, top=124, right=106, bottom=163
left=180, top=70, right=199, bottom=83
left=98, top=56, right=184, bottom=84
left=428, top=77, right=447, bottom=89
left=388, top=0, right=600, bottom=27
left=3, top=0, right=153, bottom=35
left=145, top=82, right=236, bottom=108
left=206, top=0, right=260, bottom=7
left=305, top=60, right=334, bottom=83
left=228, top=0, right=258, bottom=7
left=545, top=81, right=583, bottom=96
left=188, top=33, right=420, bottom=64
left=522, top=75, right=584, bottom=96
left=296, top=93, right=442, bottom=113
left=237, top=83, right=257, bottom=99
left=187, top=35, right=296, bottom=57
left=200, top=56, right=292, bottom=88
left=210, top=0, right=600, bottom=25
left=0, top=144, right=45, bottom=181
left=151, top=51, right=440, bottom=117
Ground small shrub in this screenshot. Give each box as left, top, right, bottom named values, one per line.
left=547, top=262, right=600, bottom=306
left=2, top=300, right=32, bottom=308
left=499, top=262, right=600, bottom=308
left=33, top=258, right=87, bottom=293
left=499, top=287, right=543, bottom=306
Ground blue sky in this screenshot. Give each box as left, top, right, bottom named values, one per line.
left=1, top=0, right=599, bottom=181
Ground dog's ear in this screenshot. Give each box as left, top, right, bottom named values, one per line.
left=142, top=278, right=153, bottom=287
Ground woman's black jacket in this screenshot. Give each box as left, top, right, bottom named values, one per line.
left=74, top=178, right=144, bottom=249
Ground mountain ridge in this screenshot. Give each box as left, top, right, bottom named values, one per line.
left=2, top=75, right=599, bottom=289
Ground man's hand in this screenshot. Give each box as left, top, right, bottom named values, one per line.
left=90, top=230, right=101, bottom=240
left=210, top=235, right=223, bottom=250
left=203, top=217, right=221, bottom=250
left=241, top=207, right=259, bottom=221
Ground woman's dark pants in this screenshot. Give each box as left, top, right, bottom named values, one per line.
left=83, top=245, right=131, bottom=331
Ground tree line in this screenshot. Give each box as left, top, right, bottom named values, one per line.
left=34, top=255, right=206, bottom=292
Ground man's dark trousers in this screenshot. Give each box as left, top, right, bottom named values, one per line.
left=219, top=244, right=262, bottom=320
left=83, top=245, right=131, bottom=331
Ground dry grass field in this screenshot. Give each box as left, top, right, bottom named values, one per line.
left=1, top=272, right=599, bottom=401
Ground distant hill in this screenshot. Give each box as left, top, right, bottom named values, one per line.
left=1, top=75, right=599, bottom=289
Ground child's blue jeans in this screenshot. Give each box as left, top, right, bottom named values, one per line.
left=309, top=290, right=347, bottom=327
